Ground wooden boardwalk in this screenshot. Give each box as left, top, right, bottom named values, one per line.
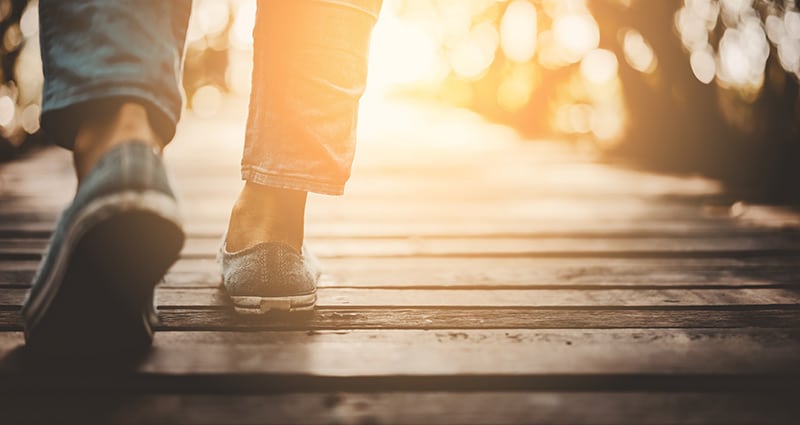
left=1, top=100, right=799, bottom=424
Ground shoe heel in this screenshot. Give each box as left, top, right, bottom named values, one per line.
left=24, top=198, right=185, bottom=355
left=79, top=207, right=185, bottom=308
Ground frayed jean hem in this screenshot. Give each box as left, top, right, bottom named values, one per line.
left=242, top=166, right=346, bottom=196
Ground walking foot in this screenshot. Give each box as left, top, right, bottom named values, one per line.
left=221, top=183, right=318, bottom=314
left=22, top=142, right=184, bottom=354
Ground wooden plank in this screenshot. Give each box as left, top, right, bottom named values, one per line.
left=2, top=308, right=798, bottom=331
left=3, top=221, right=789, bottom=239
left=6, top=256, right=800, bottom=289
left=79, top=327, right=800, bottom=377
left=2, top=392, right=796, bottom=425
left=155, top=308, right=800, bottom=330
left=5, top=235, right=800, bottom=260
left=200, top=236, right=800, bottom=258
left=7, top=256, right=800, bottom=289
left=1, top=329, right=799, bottom=379
left=1, top=287, right=799, bottom=309
left=3, top=216, right=778, bottom=239
left=293, top=288, right=800, bottom=308
left=309, top=257, right=800, bottom=288
left=159, top=256, right=800, bottom=288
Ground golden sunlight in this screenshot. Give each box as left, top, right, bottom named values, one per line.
left=175, top=0, right=638, bottom=150
left=367, top=4, right=446, bottom=92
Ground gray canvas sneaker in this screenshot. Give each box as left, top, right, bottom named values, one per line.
left=219, top=240, right=320, bottom=314
left=21, top=142, right=185, bottom=353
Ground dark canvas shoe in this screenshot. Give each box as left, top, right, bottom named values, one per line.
left=219, top=241, right=319, bottom=314
left=21, top=142, right=185, bottom=353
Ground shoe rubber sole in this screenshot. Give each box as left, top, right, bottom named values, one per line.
left=228, top=291, right=317, bottom=314
left=22, top=190, right=184, bottom=355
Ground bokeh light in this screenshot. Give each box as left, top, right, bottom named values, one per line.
left=622, top=29, right=656, bottom=73
left=192, top=0, right=230, bottom=40
left=191, top=84, right=223, bottom=118
left=552, top=13, right=600, bottom=62
left=20, top=103, right=39, bottom=134
left=500, top=0, right=538, bottom=63
left=581, top=49, right=618, bottom=85
left=676, top=0, right=800, bottom=88
left=690, top=48, right=716, bottom=84
left=230, top=0, right=256, bottom=49
left=0, top=95, right=16, bottom=128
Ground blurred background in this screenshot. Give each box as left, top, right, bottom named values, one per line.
left=1, top=0, right=799, bottom=202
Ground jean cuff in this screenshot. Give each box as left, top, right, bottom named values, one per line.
left=241, top=166, right=346, bottom=195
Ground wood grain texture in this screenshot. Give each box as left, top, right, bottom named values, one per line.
left=2, top=218, right=777, bottom=239
left=6, top=256, right=800, bottom=289
left=2, top=392, right=797, bottom=425
left=1, top=287, right=799, bottom=308
left=3, top=308, right=799, bottom=331
left=5, top=235, right=800, bottom=261
left=1, top=329, right=799, bottom=377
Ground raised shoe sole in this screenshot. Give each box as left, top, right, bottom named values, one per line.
left=22, top=190, right=184, bottom=355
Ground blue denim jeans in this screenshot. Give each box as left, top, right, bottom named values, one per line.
left=39, top=0, right=381, bottom=195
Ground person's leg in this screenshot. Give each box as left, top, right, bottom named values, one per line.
left=23, top=0, right=191, bottom=353
left=39, top=0, right=190, bottom=176
left=220, top=0, right=381, bottom=314
left=226, top=0, right=382, bottom=252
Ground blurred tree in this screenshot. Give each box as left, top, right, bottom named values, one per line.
left=389, top=0, right=800, bottom=202
left=592, top=0, right=800, bottom=202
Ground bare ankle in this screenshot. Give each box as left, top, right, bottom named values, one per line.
left=73, top=102, right=164, bottom=181
left=226, top=183, right=307, bottom=252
